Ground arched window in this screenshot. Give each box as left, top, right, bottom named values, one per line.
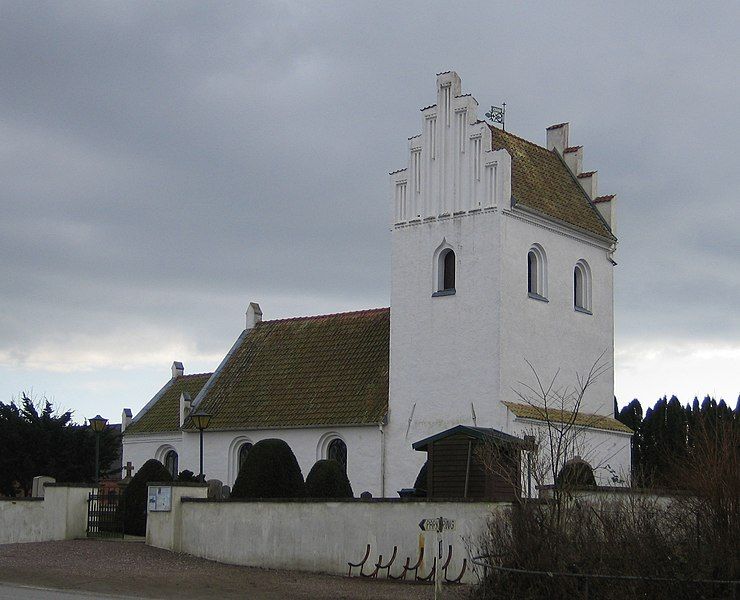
left=164, top=450, right=178, bottom=478
left=574, top=260, right=592, bottom=313
left=238, top=442, right=253, bottom=471
left=327, top=438, right=347, bottom=471
left=527, top=244, right=547, bottom=300
left=434, top=248, right=456, bottom=294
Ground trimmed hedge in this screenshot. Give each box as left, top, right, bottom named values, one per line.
left=122, top=458, right=172, bottom=535
left=305, top=460, right=354, bottom=498
left=231, top=439, right=305, bottom=499
left=413, top=461, right=428, bottom=497
left=556, top=457, right=597, bottom=488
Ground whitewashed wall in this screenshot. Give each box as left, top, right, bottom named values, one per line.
left=148, top=494, right=508, bottom=584
left=0, top=485, right=94, bottom=544
left=124, top=425, right=382, bottom=495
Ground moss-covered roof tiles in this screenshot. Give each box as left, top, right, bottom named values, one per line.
left=490, top=126, right=614, bottom=240
left=503, top=401, right=633, bottom=434
left=186, top=308, right=390, bottom=430
left=125, top=373, right=212, bottom=435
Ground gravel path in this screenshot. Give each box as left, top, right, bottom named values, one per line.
left=0, top=540, right=470, bottom=599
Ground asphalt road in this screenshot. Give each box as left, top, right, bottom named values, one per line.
left=0, top=583, right=138, bottom=599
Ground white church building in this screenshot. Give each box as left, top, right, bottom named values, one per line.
left=122, top=71, right=632, bottom=497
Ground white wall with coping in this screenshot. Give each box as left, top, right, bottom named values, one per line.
left=148, top=495, right=508, bottom=584
left=146, top=483, right=208, bottom=552
left=0, top=484, right=94, bottom=544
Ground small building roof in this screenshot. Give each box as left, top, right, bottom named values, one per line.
left=185, top=308, right=390, bottom=430
left=125, top=373, right=212, bottom=435
left=503, top=401, right=633, bottom=434
left=489, top=126, right=614, bottom=240
left=412, top=425, right=526, bottom=451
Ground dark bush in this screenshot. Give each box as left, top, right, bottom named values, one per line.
left=555, top=457, right=596, bottom=488
left=176, top=469, right=198, bottom=483
left=122, top=458, right=172, bottom=535
left=231, top=439, right=305, bottom=499
left=413, top=461, right=428, bottom=497
left=305, top=460, right=353, bottom=498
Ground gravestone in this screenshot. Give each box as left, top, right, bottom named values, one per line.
left=221, top=485, right=231, bottom=499
left=32, top=476, right=56, bottom=498
left=207, top=479, right=224, bottom=499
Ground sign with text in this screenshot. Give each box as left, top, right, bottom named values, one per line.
left=418, top=517, right=455, bottom=532
left=147, top=485, right=172, bottom=512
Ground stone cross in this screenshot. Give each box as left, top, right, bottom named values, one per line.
left=123, top=462, right=134, bottom=478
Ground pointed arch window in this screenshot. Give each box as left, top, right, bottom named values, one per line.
left=238, top=442, right=253, bottom=470
left=574, top=260, right=592, bottom=314
left=164, top=450, right=178, bottom=478
left=527, top=244, right=548, bottom=301
left=433, top=247, right=456, bottom=296
left=327, top=438, right=347, bottom=471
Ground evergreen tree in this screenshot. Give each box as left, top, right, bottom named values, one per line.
left=231, top=439, right=305, bottom=499
left=305, top=460, right=353, bottom=498
left=122, top=459, right=172, bottom=536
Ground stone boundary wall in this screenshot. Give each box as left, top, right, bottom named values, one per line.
left=0, top=485, right=94, bottom=544
left=147, top=490, right=509, bottom=584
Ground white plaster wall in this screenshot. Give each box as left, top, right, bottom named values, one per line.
left=146, top=483, right=208, bottom=552
left=0, top=499, right=47, bottom=543
left=510, top=419, right=631, bottom=487
left=169, top=500, right=506, bottom=583
left=122, top=433, right=182, bottom=477
left=387, top=211, right=503, bottom=496
left=0, top=485, right=94, bottom=544
left=128, top=426, right=382, bottom=496
left=499, top=210, right=615, bottom=417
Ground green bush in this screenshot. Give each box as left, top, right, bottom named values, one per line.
left=555, top=457, right=596, bottom=488
left=412, top=461, right=428, bottom=497
left=305, top=460, right=353, bottom=498
left=176, top=469, right=198, bottom=483
left=122, top=458, right=172, bottom=535
left=231, top=439, right=305, bottom=499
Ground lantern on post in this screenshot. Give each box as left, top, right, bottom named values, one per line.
left=190, top=410, right=212, bottom=481
left=89, top=414, right=108, bottom=484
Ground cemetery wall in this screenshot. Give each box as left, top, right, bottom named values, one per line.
left=148, top=495, right=509, bottom=584
left=0, top=484, right=93, bottom=544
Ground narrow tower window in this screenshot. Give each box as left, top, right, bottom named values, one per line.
left=527, top=245, right=548, bottom=301
left=574, top=260, right=592, bottom=313
left=443, top=250, right=456, bottom=291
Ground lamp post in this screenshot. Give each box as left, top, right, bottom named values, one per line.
left=89, top=415, right=108, bottom=485
left=190, top=410, right=212, bottom=481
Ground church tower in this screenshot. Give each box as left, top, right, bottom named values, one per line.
left=384, top=72, right=625, bottom=494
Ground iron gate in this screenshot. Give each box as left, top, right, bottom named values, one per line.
left=87, top=488, right=124, bottom=538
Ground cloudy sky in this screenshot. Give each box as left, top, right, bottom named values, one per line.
left=1, top=1, right=738, bottom=422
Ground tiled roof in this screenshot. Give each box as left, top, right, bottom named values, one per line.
left=593, top=194, right=615, bottom=204
left=125, top=373, right=212, bottom=435
left=489, top=127, right=614, bottom=239
left=564, top=146, right=582, bottom=153
left=503, top=401, right=633, bottom=434
left=186, top=308, right=390, bottom=430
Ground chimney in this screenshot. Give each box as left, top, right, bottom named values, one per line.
left=121, top=408, right=132, bottom=433
left=171, top=361, right=184, bottom=379
left=563, top=145, right=583, bottom=176
left=546, top=122, right=569, bottom=155
left=577, top=171, right=598, bottom=199
left=246, top=302, right=263, bottom=330
left=179, top=391, right=192, bottom=428
left=593, top=194, right=616, bottom=233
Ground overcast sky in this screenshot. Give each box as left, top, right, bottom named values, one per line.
left=1, top=1, right=738, bottom=422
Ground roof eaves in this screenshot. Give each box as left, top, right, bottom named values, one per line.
left=512, top=202, right=616, bottom=245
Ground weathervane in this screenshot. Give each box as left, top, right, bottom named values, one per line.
left=486, top=102, right=506, bottom=130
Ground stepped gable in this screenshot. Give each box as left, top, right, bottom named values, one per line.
left=187, top=308, right=390, bottom=430
left=490, top=126, right=614, bottom=239
left=125, top=372, right=212, bottom=435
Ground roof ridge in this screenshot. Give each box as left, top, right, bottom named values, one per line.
left=260, top=307, right=390, bottom=325
left=179, top=372, right=213, bottom=379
